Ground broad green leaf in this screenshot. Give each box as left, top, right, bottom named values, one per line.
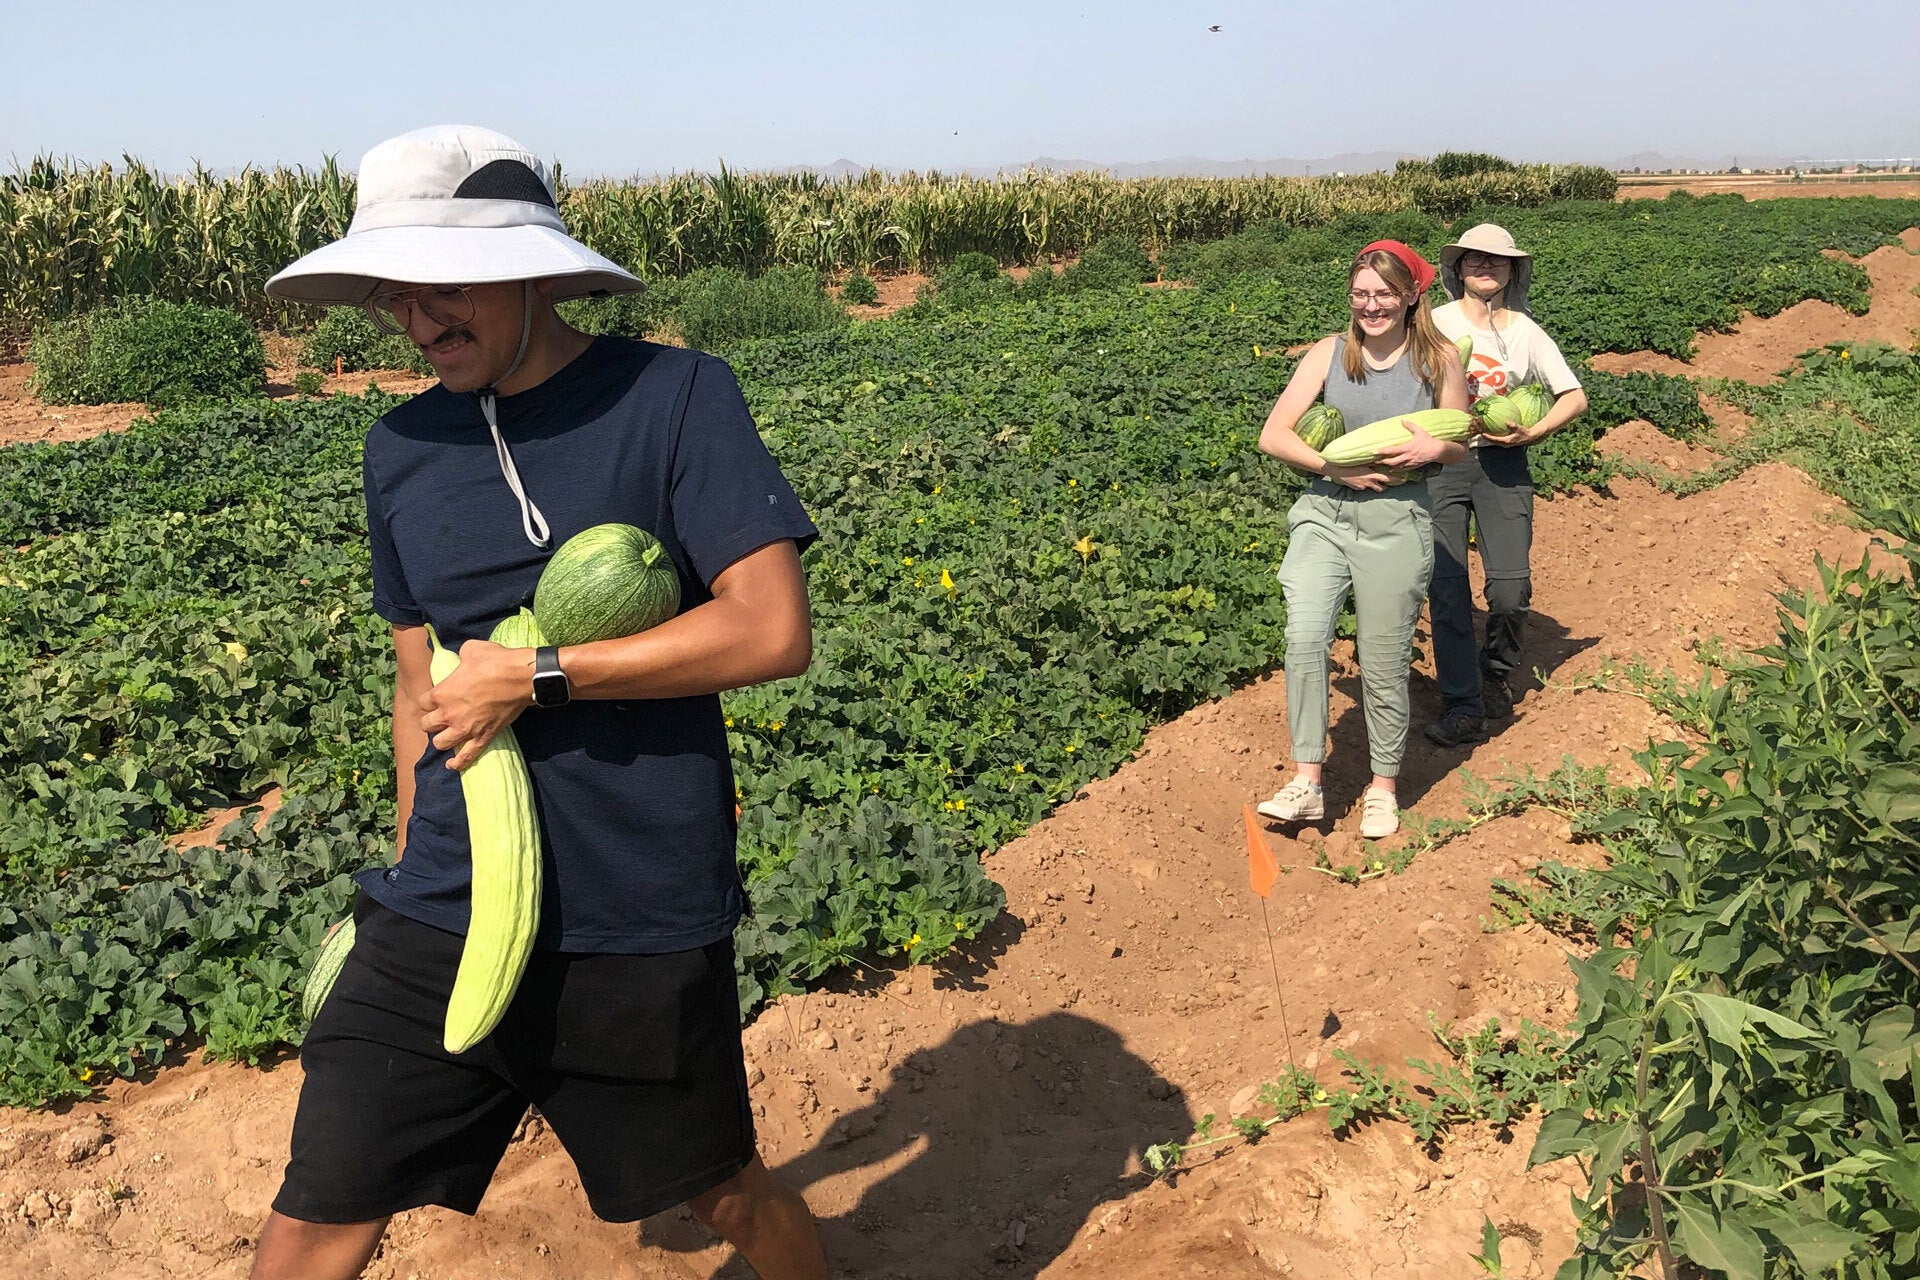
left=1683, top=991, right=1822, bottom=1050
left=1669, top=1198, right=1767, bottom=1279
left=1861, top=767, right=1920, bottom=824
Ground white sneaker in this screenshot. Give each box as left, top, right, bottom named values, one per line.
left=1256, top=777, right=1324, bottom=822
left=1359, top=787, right=1399, bottom=839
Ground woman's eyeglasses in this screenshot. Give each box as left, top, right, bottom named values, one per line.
left=1348, top=290, right=1404, bottom=307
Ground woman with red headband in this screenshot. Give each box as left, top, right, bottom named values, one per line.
left=1254, top=241, right=1470, bottom=839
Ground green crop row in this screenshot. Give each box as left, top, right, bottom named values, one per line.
left=0, top=154, right=1613, bottom=333
left=1158, top=192, right=1920, bottom=362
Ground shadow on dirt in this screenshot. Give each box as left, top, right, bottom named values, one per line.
left=647, top=1012, right=1189, bottom=1279
left=1292, top=606, right=1595, bottom=819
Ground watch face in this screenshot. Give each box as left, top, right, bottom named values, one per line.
left=532, top=646, right=568, bottom=707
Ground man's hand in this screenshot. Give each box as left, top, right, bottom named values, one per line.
left=417, top=639, right=536, bottom=771
left=1376, top=419, right=1449, bottom=470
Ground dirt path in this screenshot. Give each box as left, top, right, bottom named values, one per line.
left=0, top=360, right=433, bottom=448
left=1616, top=175, right=1920, bottom=201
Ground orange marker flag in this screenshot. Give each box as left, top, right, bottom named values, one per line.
left=1244, top=804, right=1279, bottom=898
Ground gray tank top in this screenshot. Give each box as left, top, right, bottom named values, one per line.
left=1321, top=335, right=1436, bottom=428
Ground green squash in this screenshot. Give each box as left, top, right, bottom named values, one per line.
left=533, top=523, right=682, bottom=648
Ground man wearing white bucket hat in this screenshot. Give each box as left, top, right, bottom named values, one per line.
left=255, top=126, right=827, bottom=1279
left=1423, top=223, right=1588, bottom=748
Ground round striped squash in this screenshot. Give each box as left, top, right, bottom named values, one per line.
left=533, top=523, right=682, bottom=647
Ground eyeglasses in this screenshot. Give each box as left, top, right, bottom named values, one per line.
left=1457, top=252, right=1509, bottom=271
left=1348, top=290, right=1405, bottom=307
left=365, top=284, right=474, bottom=335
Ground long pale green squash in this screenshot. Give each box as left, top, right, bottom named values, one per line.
left=301, top=916, right=357, bottom=1023
left=1318, top=408, right=1478, bottom=467
left=431, top=611, right=546, bottom=1054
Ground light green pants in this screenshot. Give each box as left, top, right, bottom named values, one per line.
left=1276, top=481, right=1434, bottom=777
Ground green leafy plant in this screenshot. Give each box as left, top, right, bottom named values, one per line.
left=299, top=306, right=428, bottom=374
left=670, top=265, right=850, bottom=348
left=28, top=298, right=265, bottom=407
left=840, top=272, right=879, bottom=307
left=1398, top=152, right=1522, bottom=181
left=1524, top=520, right=1920, bottom=1277
left=1145, top=1016, right=1576, bottom=1173
left=558, top=286, right=678, bottom=339
left=1060, top=235, right=1154, bottom=290
left=290, top=370, right=325, bottom=396
left=1469, top=1216, right=1513, bottom=1276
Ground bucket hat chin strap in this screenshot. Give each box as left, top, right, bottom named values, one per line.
left=475, top=281, right=551, bottom=548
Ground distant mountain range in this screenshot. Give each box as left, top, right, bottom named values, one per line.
left=784, top=150, right=1907, bottom=180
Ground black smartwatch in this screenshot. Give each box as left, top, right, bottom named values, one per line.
left=531, top=646, right=570, bottom=708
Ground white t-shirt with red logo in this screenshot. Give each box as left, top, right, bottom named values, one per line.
left=1432, top=301, right=1582, bottom=402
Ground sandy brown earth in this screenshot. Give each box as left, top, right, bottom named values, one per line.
left=0, top=217, right=1912, bottom=1280
left=1591, top=228, right=1920, bottom=382
left=0, top=358, right=434, bottom=448
left=1617, top=176, right=1920, bottom=201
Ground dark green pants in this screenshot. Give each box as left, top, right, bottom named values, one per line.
left=1430, top=445, right=1534, bottom=716
left=1277, top=482, right=1433, bottom=777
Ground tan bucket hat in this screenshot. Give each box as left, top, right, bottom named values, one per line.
left=1439, top=223, right=1534, bottom=314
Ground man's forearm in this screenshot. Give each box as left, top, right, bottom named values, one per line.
left=560, top=589, right=811, bottom=701
left=557, top=540, right=811, bottom=702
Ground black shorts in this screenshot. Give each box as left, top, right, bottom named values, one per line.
left=273, top=894, right=755, bottom=1224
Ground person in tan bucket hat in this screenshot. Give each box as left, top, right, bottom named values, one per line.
left=253, top=126, right=828, bottom=1280
left=1424, top=223, right=1589, bottom=747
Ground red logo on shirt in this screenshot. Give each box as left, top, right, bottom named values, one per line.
left=1469, top=353, right=1507, bottom=397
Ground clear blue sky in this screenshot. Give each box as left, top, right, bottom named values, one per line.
left=4, top=0, right=1915, bottom=175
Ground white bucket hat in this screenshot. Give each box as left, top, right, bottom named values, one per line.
left=1439, top=223, right=1534, bottom=314
left=265, top=125, right=642, bottom=305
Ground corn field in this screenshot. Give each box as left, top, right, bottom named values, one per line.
left=0, top=156, right=1615, bottom=333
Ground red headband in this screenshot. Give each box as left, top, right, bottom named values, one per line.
left=1357, top=239, right=1437, bottom=296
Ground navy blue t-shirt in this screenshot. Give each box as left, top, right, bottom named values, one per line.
left=357, top=335, right=817, bottom=953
